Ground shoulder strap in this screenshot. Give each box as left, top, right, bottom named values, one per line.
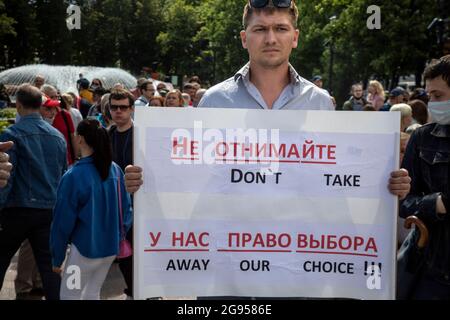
left=60, top=110, right=75, bottom=162
left=116, top=165, right=125, bottom=240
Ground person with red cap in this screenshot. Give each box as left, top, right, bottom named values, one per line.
left=40, top=96, right=78, bottom=166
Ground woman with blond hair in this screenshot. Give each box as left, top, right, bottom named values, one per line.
left=367, top=80, right=385, bottom=111
left=61, top=93, right=83, bottom=129
left=164, top=89, right=184, bottom=108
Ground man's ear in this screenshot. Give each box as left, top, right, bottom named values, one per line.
left=240, top=30, right=247, bottom=49
left=292, top=29, right=300, bottom=49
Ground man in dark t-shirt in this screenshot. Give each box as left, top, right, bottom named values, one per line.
left=107, top=88, right=135, bottom=299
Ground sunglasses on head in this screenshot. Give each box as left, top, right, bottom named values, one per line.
left=249, top=0, right=292, bottom=8
left=110, top=104, right=130, bottom=111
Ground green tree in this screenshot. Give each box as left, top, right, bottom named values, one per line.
left=0, top=0, right=38, bottom=68
left=157, top=0, right=202, bottom=80
left=120, top=0, right=163, bottom=74
left=0, top=0, right=15, bottom=39
left=294, top=0, right=440, bottom=106
left=196, top=0, right=247, bottom=84
left=34, top=0, right=73, bottom=65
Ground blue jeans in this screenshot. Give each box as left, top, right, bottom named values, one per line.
left=0, top=207, right=61, bottom=300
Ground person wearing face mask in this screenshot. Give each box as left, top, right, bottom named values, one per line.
left=89, top=78, right=104, bottom=91
left=398, top=55, right=450, bottom=300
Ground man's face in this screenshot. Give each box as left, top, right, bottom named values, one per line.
left=193, top=90, right=205, bottom=107
left=110, top=98, right=133, bottom=127
left=183, top=86, right=196, bottom=100
left=33, top=77, right=45, bottom=89
left=40, top=106, right=57, bottom=122
left=389, top=95, right=403, bottom=105
left=352, top=86, right=363, bottom=99
left=46, top=89, right=58, bottom=100
left=314, top=79, right=323, bottom=88
left=426, top=76, right=450, bottom=102
left=142, top=84, right=156, bottom=100
left=240, top=10, right=299, bottom=70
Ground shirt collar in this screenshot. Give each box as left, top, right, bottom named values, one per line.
left=20, top=113, right=43, bottom=120
left=234, top=62, right=301, bottom=85
left=431, top=124, right=450, bottom=138
left=76, top=156, right=94, bottom=165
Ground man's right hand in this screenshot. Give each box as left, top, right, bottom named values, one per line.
left=125, top=165, right=143, bottom=193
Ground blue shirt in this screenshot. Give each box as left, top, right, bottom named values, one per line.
left=198, top=63, right=334, bottom=110
left=0, top=113, right=67, bottom=209
left=50, top=157, right=132, bottom=267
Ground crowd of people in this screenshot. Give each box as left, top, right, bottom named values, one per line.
left=0, top=0, right=448, bottom=300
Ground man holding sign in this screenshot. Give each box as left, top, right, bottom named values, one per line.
left=125, top=0, right=411, bottom=299
left=125, top=0, right=410, bottom=199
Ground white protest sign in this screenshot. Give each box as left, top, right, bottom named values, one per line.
left=133, top=108, right=400, bottom=300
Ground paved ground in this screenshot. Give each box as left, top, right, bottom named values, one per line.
left=0, top=251, right=129, bottom=300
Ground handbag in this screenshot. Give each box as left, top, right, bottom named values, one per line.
left=116, top=166, right=132, bottom=259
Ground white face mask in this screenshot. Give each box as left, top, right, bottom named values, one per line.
left=428, top=99, right=450, bottom=125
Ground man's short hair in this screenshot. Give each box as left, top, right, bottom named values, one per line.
left=78, top=78, right=90, bottom=90
left=243, top=0, right=299, bottom=30
left=109, top=88, right=135, bottom=107
left=136, top=77, right=147, bottom=87
left=17, top=84, right=43, bottom=109
left=423, top=55, right=450, bottom=87
left=139, top=80, right=154, bottom=92
left=183, top=83, right=195, bottom=90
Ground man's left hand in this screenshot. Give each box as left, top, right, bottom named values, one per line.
left=388, top=169, right=411, bottom=200
left=0, top=141, right=13, bottom=188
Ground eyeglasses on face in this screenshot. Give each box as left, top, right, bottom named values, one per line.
left=110, top=104, right=130, bottom=111
left=249, top=0, right=292, bottom=8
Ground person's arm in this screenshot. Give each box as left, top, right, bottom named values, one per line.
left=399, top=130, right=445, bottom=222
left=0, top=134, right=16, bottom=206
left=125, top=165, right=143, bottom=194
left=50, top=173, right=79, bottom=269
left=436, top=195, right=447, bottom=215
left=0, top=141, right=13, bottom=188
left=388, top=169, right=411, bottom=200
left=374, top=95, right=384, bottom=110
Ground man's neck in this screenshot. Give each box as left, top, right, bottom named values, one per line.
left=18, top=108, right=40, bottom=117
left=116, top=121, right=133, bottom=133
left=249, top=62, right=291, bottom=109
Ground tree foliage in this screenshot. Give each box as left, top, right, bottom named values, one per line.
left=0, top=0, right=446, bottom=102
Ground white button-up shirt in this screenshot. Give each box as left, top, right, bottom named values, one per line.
left=198, top=63, right=334, bottom=111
